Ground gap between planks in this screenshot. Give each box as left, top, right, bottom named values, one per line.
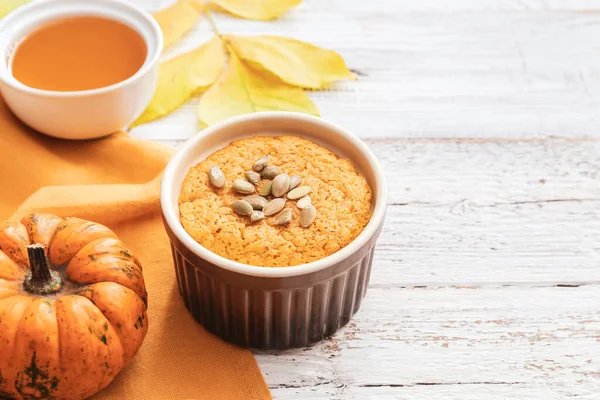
left=256, top=285, right=600, bottom=399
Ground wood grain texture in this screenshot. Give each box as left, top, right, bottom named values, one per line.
left=257, top=286, right=600, bottom=399
left=370, top=138, right=600, bottom=286
left=131, top=0, right=600, bottom=140
left=123, top=0, right=600, bottom=398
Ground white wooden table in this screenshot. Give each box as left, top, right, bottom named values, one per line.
left=131, top=1, right=600, bottom=398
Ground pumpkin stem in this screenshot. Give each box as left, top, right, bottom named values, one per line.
left=24, top=244, right=63, bottom=295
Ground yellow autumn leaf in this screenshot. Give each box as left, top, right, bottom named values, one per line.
left=198, top=52, right=319, bottom=126
left=131, top=37, right=225, bottom=127
left=209, top=0, right=301, bottom=20
left=226, top=35, right=355, bottom=89
left=0, top=0, right=29, bottom=19
left=153, top=0, right=204, bottom=50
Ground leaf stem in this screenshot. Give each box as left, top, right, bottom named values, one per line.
left=204, top=7, right=222, bottom=37
left=204, top=6, right=238, bottom=58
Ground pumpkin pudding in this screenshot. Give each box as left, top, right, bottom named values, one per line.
left=179, top=136, right=372, bottom=267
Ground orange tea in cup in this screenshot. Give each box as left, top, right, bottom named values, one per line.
left=11, top=16, right=147, bottom=92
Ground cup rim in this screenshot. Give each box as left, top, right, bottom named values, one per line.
left=161, top=112, right=388, bottom=278
left=0, top=0, right=163, bottom=98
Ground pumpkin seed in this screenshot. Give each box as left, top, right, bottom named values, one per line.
left=260, top=165, right=281, bottom=179
left=274, top=209, right=292, bottom=226
left=300, top=205, right=317, bottom=227
left=289, top=175, right=301, bottom=191
left=231, top=200, right=253, bottom=216
left=250, top=211, right=265, bottom=223
left=296, top=195, right=312, bottom=209
left=259, top=181, right=272, bottom=196
left=244, top=195, right=268, bottom=210
left=208, top=166, right=225, bottom=188
left=233, top=179, right=255, bottom=194
left=287, top=186, right=311, bottom=200
left=244, top=170, right=261, bottom=185
left=253, top=154, right=270, bottom=172
left=263, top=198, right=287, bottom=216
left=271, top=173, right=291, bottom=197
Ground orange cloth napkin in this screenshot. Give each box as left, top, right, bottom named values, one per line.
left=0, top=97, right=271, bottom=400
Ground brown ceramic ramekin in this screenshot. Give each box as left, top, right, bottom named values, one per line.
left=161, top=112, right=387, bottom=349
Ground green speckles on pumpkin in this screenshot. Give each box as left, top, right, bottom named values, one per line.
left=75, top=286, right=94, bottom=298
left=14, top=351, right=59, bottom=400
left=26, top=353, right=41, bottom=385
left=134, top=315, right=145, bottom=330
left=41, top=301, right=54, bottom=315
left=119, top=249, right=133, bottom=259
left=88, top=321, right=109, bottom=345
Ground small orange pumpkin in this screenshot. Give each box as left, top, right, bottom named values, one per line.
left=0, top=213, right=148, bottom=400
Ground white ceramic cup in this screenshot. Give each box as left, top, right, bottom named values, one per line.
left=0, top=0, right=162, bottom=140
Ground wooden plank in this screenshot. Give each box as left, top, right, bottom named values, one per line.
left=369, top=137, right=600, bottom=285
left=270, top=384, right=568, bottom=400
left=141, top=0, right=600, bottom=13
left=370, top=138, right=600, bottom=205
left=373, top=201, right=600, bottom=286
left=131, top=0, right=600, bottom=140
left=257, top=286, right=600, bottom=399
left=138, top=0, right=600, bottom=13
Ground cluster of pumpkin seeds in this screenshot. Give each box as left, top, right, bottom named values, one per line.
left=208, top=154, right=316, bottom=228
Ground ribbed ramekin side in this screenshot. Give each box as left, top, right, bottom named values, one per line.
left=171, top=244, right=376, bottom=349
